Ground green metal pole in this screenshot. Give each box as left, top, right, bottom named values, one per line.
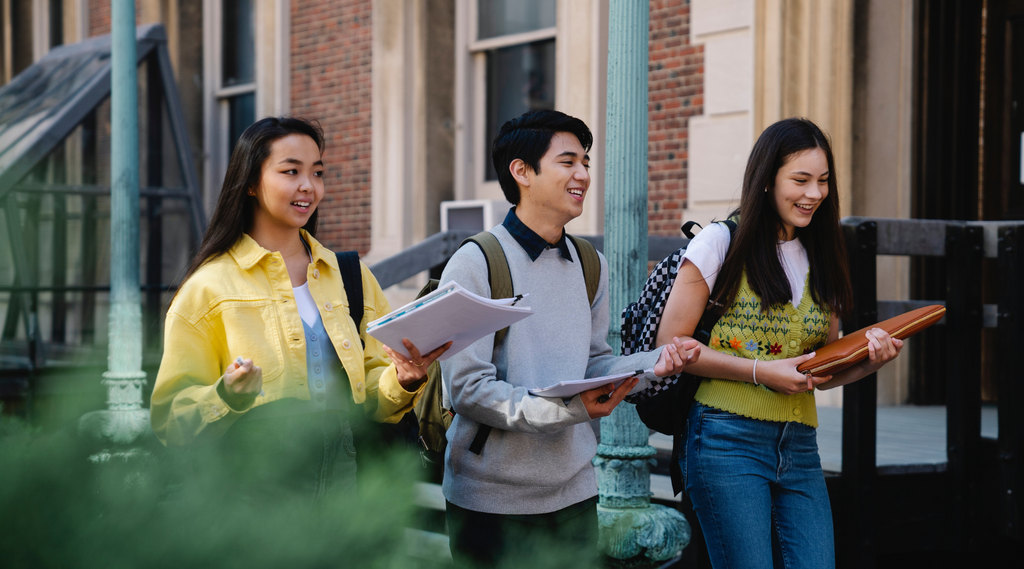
left=594, top=0, right=690, bottom=563
left=80, top=0, right=149, bottom=452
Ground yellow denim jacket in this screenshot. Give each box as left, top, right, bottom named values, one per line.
left=151, top=231, right=419, bottom=447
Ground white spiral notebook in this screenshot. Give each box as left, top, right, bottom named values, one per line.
left=366, top=281, right=534, bottom=361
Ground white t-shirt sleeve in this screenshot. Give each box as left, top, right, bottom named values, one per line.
left=681, top=222, right=732, bottom=293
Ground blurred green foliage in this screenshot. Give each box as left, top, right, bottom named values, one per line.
left=0, top=413, right=425, bottom=569
left=0, top=410, right=629, bottom=569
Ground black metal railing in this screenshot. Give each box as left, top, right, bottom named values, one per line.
left=837, top=217, right=1024, bottom=567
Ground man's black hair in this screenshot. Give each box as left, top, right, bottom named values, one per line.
left=491, top=110, right=594, bottom=204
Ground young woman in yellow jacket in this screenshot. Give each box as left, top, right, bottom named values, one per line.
left=151, top=117, right=447, bottom=501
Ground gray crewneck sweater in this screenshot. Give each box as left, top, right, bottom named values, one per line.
left=439, top=225, right=663, bottom=515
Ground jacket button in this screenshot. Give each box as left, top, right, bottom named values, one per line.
left=211, top=406, right=220, bottom=416
left=342, top=339, right=352, bottom=350
left=324, top=302, right=333, bottom=311
left=791, top=315, right=800, bottom=323
left=313, top=269, right=320, bottom=279
left=316, top=394, right=324, bottom=402
left=789, top=340, right=798, bottom=348
left=356, top=382, right=364, bottom=391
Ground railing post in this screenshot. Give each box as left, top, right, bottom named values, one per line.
left=839, top=220, right=877, bottom=569
left=944, top=223, right=984, bottom=550
left=595, top=1, right=690, bottom=565
left=997, top=225, right=1024, bottom=539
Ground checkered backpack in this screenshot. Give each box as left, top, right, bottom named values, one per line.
left=622, top=219, right=738, bottom=430
left=621, top=219, right=736, bottom=496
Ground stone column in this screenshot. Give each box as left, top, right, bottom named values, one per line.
left=595, top=0, right=690, bottom=564
left=79, top=0, right=150, bottom=459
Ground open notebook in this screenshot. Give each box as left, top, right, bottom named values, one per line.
left=366, top=281, right=534, bottom=361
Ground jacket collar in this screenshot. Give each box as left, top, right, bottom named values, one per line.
left=229, top=230, right=338, bottom=272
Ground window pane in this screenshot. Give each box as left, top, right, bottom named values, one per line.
left=478, top=0, right=556, bottom=40
left=49, top=0, right=64, bottom=48
left=227, top=93, right=255, bottom=157
left=222, top=0, right=255, bottom=87
left=484, top=39, right=556, bottom=181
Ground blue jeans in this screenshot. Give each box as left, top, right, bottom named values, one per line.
left=684, top=402, right=835, bottom=569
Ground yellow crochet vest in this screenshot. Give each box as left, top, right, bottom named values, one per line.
left=694, top=272, right=831, bottom=427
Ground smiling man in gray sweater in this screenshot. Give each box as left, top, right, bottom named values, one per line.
left=439, top=110, right=700, bottom=568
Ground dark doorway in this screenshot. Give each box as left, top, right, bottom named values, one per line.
left=910, top=0, right=984, bottom=404
left=982, top=0, right=1024, bottom=221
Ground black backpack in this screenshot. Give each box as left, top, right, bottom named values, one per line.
left=621, top=219, right=736, bottom=495
left=335, top=251, right=421, bottom=465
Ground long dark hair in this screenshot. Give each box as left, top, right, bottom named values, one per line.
left=709, top=118, right=852, bottom=320
left=180, top=116, right=325, bottom=287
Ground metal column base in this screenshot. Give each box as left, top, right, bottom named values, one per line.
left=597, top=503, right=691, bottom=563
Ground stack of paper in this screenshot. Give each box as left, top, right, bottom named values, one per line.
left=366, top=281, right=534, bottom=361
left=528, top=369, right=650, bottom=398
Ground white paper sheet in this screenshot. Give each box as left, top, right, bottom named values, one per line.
left=366, top=281, right=534, bottom=361
left=528, top=369, right=653, bottom=398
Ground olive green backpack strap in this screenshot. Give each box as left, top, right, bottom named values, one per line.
left=413, top=278, right=453, bottom=464
left=451, top=231, right=515, bottom=455
left=566, top=234, right=600, bottom=307
left=462, top=231, right=514, bottom=346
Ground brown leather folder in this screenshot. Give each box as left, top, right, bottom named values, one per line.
left=796, top=304, right=946, bottom=376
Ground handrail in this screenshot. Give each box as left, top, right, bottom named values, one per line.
left=836, top=216, right=1024, bottom=561
left=367, top=231, right=690, bottom=290
left=368, top=230, right=476, bottom=290
left=842, top=216, right=1024, bottom=258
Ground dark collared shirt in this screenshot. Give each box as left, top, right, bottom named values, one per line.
left=502, top=207, right=574, bottom=262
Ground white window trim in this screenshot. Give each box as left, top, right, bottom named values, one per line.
left=32, top=0, right=50, bottom=60
left=202, top=0, right=289, bottom=216
left=456, top=0, right=560, bottom=204
left=214, top=82, right=257, bottom=99
left=468, top=26, right=556, bottom=52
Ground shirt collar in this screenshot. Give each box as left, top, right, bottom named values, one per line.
left=501, top=207, right=573, bottom=262
left=229, top=229, right=338, bottom=272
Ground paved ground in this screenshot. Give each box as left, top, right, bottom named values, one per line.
left=648, top=404, right=999, bottom=474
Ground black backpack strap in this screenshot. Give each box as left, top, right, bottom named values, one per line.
left=566, top=234, right=600, bottom=306
left=694, top=218, right=739, bottom=343
left=336, top=251, right=365, bottom=347
left=680, top=220, right=703, bottom=239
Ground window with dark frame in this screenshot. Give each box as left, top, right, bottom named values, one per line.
left=221, top=0, right=256, bottom=156
left=477, top=0, right=557, bottom=181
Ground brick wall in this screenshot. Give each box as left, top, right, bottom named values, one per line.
left=88, top=0, right=111, bottom=37
left=648, top=0, right=704, bottom=236
left=290, top=0, right=373, bottom=254
left=88, top=0, right=148, bottom=37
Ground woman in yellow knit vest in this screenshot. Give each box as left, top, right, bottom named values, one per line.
left=656, top=118, right=902, bottom=569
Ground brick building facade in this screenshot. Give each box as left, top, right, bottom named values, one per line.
left=290, top=0, right=374, bottom=253
left=648, top=0, right=702, bottom=236
left=0, top=0, right=702, bottom=253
